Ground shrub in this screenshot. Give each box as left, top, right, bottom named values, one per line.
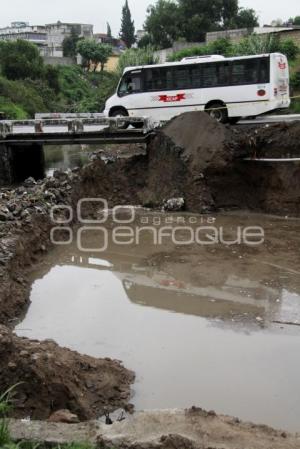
left=168, top=39, right=233, bottom=61
left=0, top=97, right=27, bottom=119
left=116, top=47, right=159, bottom=77
left=279, top=39, right=299, bottom=61
left=0, top=40, right=44, bottom=80
left=169, top=35, right=299, bottom=62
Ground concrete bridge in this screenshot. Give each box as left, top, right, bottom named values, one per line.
left=0, top=117, right=153, bottom=185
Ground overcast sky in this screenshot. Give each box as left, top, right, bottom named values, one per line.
left=1, top=0, right=299, bottom=35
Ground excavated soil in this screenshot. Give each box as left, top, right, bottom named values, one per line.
left=0, top=325, right=134, bottom=420
left=0, top=112, right=300, bottom=437
left=74, top=112, right=300, bottom=215
left=0, top=174, right=135, bottom=421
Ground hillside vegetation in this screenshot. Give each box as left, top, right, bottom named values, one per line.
left=0, top=40, right=118, bottom=119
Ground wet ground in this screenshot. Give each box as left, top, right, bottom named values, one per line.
left=15, top=211, right=300, bottom=431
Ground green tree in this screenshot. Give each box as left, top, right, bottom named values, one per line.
left=144, top=0, right=259, bottom=48
left=62, top=26, right=80, bottom=57
left=93, top=43, right=113, bottom=71
left=138, top=33, right=152, bottom=48
left=120, top=0, right=136, bottom=48
left=177, top=0, right=224, bottom=42
left=0, top=40, right=44, bottom=80
left=235, top=7, right=259, bottom=28
left=145, top=0, right=180, bottom=48
left=77, top=39, right=112, bottom=71
left=107, top=22, right=112, bottom=38
left=292, top=16, right=300, bottom=26
left=221, top=0, right=239, bottom=28
left=44, top=65, right=60, bottom=93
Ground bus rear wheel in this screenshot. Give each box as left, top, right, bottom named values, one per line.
left=205, top=102, right=228, bottom=124
left=110, top=108, right=129, bottom=129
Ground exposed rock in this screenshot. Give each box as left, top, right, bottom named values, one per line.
left=163, top=198, right=185, bottom=212
left=23, top=177, right=37, bottom=187
left=48, top=409, right=80, bottom=424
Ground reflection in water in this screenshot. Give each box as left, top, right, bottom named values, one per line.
left=15, top=212, right=300, bottom=431
left=44, top=145, right=91, bottom=176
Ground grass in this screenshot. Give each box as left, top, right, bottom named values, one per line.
left=0, top=443, right=96, bottom=449
left=0, top=66, right=118, bottom=119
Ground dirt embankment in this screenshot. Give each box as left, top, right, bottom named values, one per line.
left=0, top=173, right=135, bottom=421
left=0, top=325, right=134, bottom=420
left=75, top=112, right=300, bottom=215
left=0, top=173, right=76, bottom=324
left=143, top=114, right=300, bottom=214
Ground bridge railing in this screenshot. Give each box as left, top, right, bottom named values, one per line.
left=0, top=116, right=156, bottom=139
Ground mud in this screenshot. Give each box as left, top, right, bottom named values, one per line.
left=15, top=211, right=300, bottom=431
left=0, top=112, right=300, bottom=437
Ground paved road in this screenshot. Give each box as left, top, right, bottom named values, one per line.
left=239, top=114, right=300, bottom=125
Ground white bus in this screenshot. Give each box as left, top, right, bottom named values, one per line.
left=104, top=53, right=290, bottom=125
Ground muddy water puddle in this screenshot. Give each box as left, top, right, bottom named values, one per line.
left=15, top=211, right=300, bottom=431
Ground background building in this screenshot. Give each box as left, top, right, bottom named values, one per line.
left=0, top=22, right=47, bottom=50
left=44, top=22, right=93, bottom=57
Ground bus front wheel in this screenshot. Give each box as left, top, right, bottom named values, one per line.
left=110, top=108, right=129, bottom=129
left=205, top=102, right=228, bottom=124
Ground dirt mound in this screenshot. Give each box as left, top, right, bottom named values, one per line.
left=137, top=112, right=238, bottom=212
left=70, top=112, right=300, bottom=215
left=162, top=111, right=234, bottom=170
left=141, top=112, right=300, bottom=214
left=0, top=325, right=134, bottom=420
left=237, top=120, right=300, bottom=158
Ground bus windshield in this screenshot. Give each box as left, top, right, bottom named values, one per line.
left=118, top=70, right=142, bottom=96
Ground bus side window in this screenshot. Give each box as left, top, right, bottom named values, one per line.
left=191, top=65, right=201, bottom=88
left=145, top=69, right=153, bottom=91
left=216, top=62, right=229, bottom=86
left=173, top=66, right=191, bottom=89
left=259, top=57, right=270, bottom=83
left=202, top=64, right=217, bottom=87
left=231, top=62, right=246, bottom=85
left=165, top=68, right=173, bottom=89
left=145, top=68, right=174, bottom=91
left=145, top=68, right=163, bottom=91
left=230, top=59, right=259, bottom=85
